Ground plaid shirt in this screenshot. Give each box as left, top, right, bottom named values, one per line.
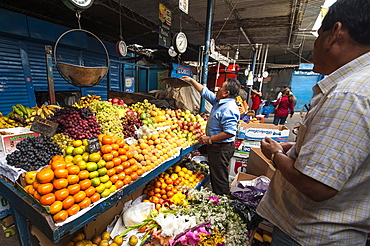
left=257, top=51, right=370, bottom=245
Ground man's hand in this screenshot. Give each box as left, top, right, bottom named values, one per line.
left=260, top=137, right=283, bottom=159
left=181, top=76, right=203, bottom=93
left=198, top=135, right=210, bottom=145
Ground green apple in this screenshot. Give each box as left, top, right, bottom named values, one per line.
left=97, top=167, right=107, bottom=177
left=89, top=171, right=99, bottom=179
left=86, top=162, right=98, bottom=172
left=99, top=175, right=109, bottom=183
left=104, top=180, right=112, bottom=189
left=101, top=189, right=111, bottom=198
left=96, top=183, right=106, bottom=193
left=91, top=177, right=101, bottom=187
left=77, top=160, right=87, bottom=170
left=97, top=160, right=106, bottom=169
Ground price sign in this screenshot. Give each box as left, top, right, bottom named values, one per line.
left=88, top=137, right=100, bottom=153
left=185, top=162, right=195, bottom=171
left=159, top=4, right=171, bottom=48
left=30, top=116, right=58, bottom=137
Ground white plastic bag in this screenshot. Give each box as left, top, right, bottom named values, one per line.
left=122, top=202, right=154, bottom=226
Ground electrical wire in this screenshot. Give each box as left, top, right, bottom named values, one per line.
left=215, top=0, right=240, bottom=41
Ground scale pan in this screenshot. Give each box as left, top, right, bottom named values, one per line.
left=160, top=77, right=191, bottom=88
left=57, top=62, right=108, bottom=87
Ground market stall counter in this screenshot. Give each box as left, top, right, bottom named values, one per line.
left=0, top=143, right=203, bottom=246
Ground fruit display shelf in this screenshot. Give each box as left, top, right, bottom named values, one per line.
left=0, top=143, right=202, bottom=246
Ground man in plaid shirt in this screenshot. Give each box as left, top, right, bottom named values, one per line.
left=257, top=0, right=370, bottom=245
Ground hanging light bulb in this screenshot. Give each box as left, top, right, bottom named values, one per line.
left=235, top=49, right=239, bottom=60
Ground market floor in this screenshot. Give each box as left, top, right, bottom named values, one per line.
left=0, top=227, right=40, bottom=245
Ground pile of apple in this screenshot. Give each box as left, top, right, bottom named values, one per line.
left=108, top=97, right=126, bottom=106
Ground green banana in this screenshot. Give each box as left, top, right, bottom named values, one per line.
left=3, top=228, right=15, bottom=237
left=6, top=112, right=14, bottom=118
left=12, top=106, right=23, bottom=118
left=16, top=104, right=28, bottom=118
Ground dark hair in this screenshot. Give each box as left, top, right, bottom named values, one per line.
left=321, top=0, right=370, bottom=45
left=225, top=78, right=241, bottom=98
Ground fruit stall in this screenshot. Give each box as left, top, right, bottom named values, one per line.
left=0, top=92, right=265, bottom=246
left=0, top=97, right=213, bottom=244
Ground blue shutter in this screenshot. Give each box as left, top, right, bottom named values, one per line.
left=82, top=50, right=109, bottom=100
left=0, top=37, right=28, bottom=115
left=291, top=71, right=322, bottom=110
left=109, top=60, right=123, bottom=91
left=26, top=41, right=82, bottom=92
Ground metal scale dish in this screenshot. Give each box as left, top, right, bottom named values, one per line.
left=54, top=29, right=110, bottom=88
left=160, top=77, right=192, bottom=89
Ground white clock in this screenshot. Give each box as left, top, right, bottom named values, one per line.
left=116, top=40, right=127, bottom=57
left=168, top=46, right=177, bottom=57
left=62, top=0, right=94, bottom=11
left=173, top=32, right=188, bottom=54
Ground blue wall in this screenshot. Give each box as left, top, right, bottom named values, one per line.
left=291, top=70, right=323, bottom=110
left=0, top=8, right=159, bottom=115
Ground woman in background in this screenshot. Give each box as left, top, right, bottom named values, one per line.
left=251, top=87, right=263, bottom=115
left=273, top=88, right=294, bottom=125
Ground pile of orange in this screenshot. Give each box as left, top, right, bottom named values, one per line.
left=23, top=155, right=97, bottom=223
left=143, top=165, right=205, bottom=210
left=98, top=134, right=146, bottom=186
left=22, top=134, right=148, bottom=223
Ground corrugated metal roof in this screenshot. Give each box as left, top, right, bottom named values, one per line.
left=0, top=0, right=324, bottom=65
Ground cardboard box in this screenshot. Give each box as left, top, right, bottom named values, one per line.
left=258, top=220, right=274, bottom=233
left=229, top=157, right=249, bottom=180
left=83, top=195, right=132, bottom=240
left=230, top=172, right=258, bottom=193
left=0, top=127, right=39, bottom=155
left=0, top=214, right=13, bottom=227
left=237, top=122, right=289, bottom=142
left=31, top=225, right=74, bottom=246
left=247, top=148, right=276, bottom=179
left=234, top=140, right=260, bottom=158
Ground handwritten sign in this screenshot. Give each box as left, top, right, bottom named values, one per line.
left=30, top=116, right=58, bottom=137
left=159, top=4, right=171, bottom=48
left=88, top=137, right=100, bottom=153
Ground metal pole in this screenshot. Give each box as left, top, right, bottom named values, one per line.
left=259, top=44, right=269, bottom=92
left=200, top=0, right=214, bottom=112
left=45, top=45, right=56, bottom=105
left=248, top=44, right=259, bottom=106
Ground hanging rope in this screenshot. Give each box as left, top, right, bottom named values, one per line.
left=215, top=0, right=239, bottom=41
left=119, top=0, right=123, bottom=40
left=76, top=10, right=82, bottom=29
left=179, top=12, right=183, bottom=32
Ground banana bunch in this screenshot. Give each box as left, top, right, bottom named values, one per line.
left=5, top=104, right=34, bottom=127
left=235, top=95, right=243, bottom=105
left=72, top=94, right=101, bottom=108
left=30, top=104, right=62, bottom=120
left=0, top=116, right=18, bottom=128
left=249, top=117, right=260, bottom=123
left=10, top=104, right=34, bottom=119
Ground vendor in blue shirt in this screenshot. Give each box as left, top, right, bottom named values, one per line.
left=181, top=76, right=241, bottom=195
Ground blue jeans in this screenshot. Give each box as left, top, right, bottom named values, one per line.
left=273, top=116, right=287, bottom=126
left=271, top=226, right=301, bottom=246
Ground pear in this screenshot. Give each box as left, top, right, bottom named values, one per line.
left=128, top=235, right=138, bottom=246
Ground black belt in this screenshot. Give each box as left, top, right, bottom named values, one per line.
left=209, top=142, right=234, bottom=147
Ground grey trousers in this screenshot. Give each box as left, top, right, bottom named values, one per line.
left=207, top=144, right=234, bottom=195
